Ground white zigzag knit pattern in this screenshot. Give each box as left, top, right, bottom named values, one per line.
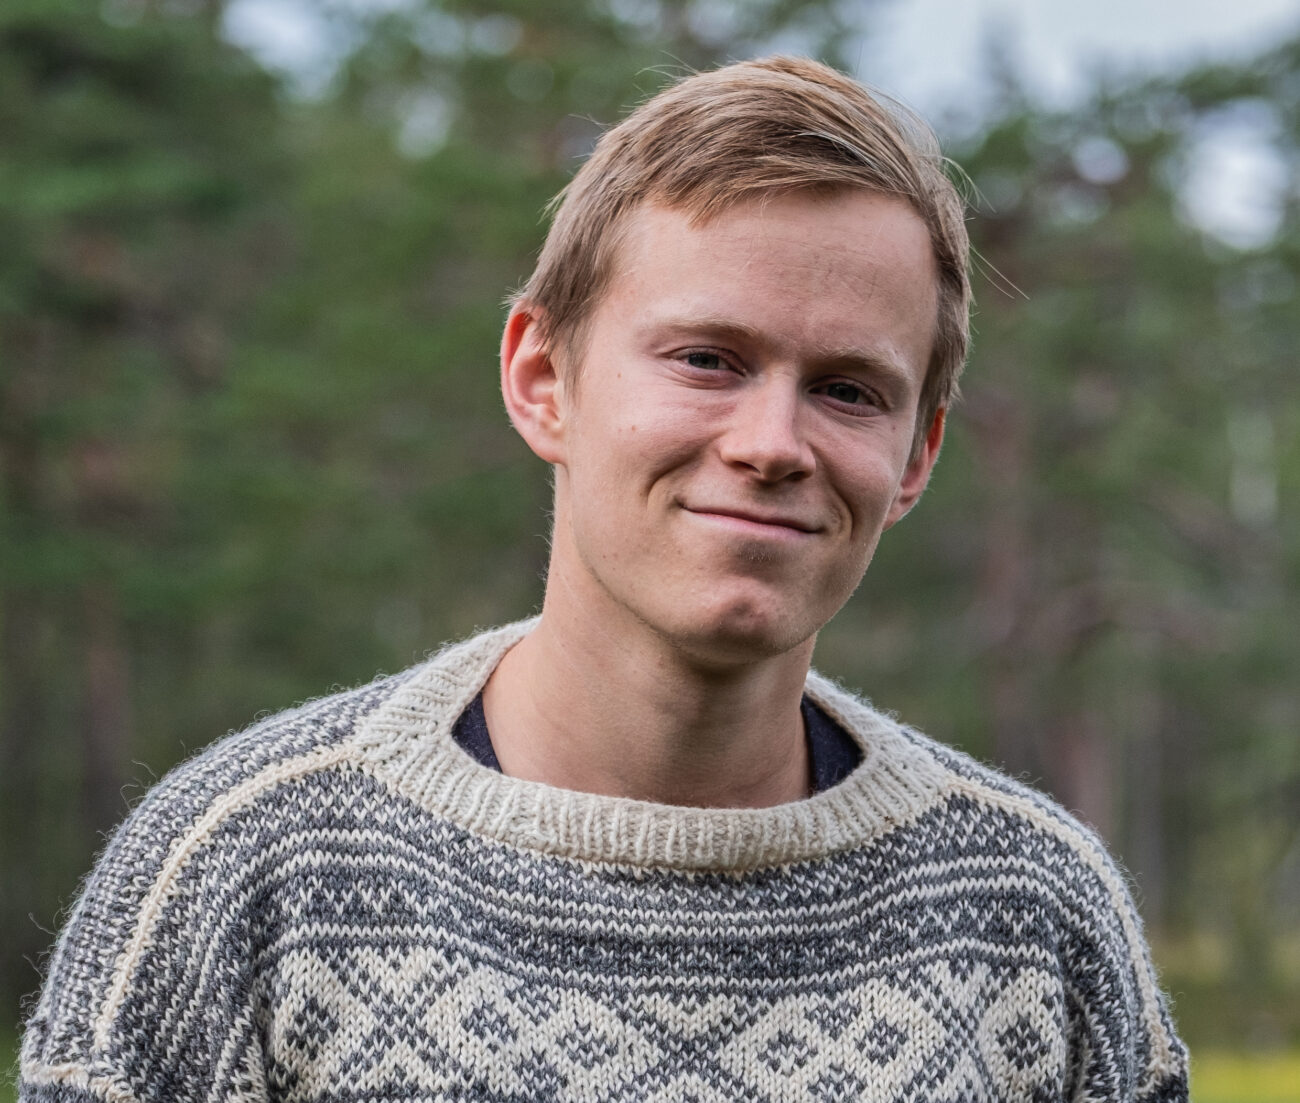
left=20, top=620, right=1188, bottom=1102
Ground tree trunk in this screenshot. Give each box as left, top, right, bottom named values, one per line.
left=967, top=385, right=1038, bottom=779
left=1050, top=707, right=1113, bottom=840
left=81, top=582, right=132, bottom=839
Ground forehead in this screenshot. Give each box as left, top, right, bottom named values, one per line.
left=591, top=191, right=939, bottom=379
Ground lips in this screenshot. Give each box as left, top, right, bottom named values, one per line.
left=684, top=505, right=819, bottom=534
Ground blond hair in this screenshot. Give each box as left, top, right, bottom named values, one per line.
left=517, top=56, right=971, bottom=449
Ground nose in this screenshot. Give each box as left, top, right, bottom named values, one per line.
left=717, top=375, right=815, bottom=482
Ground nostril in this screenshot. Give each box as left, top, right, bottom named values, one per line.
left=718, top=427, right=815, bottom=482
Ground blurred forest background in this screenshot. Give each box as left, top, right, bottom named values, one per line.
left=2, top=0, right=1298, bottom=1093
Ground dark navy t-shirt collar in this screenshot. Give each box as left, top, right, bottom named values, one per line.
left=452, top=691, right=861, bottom=795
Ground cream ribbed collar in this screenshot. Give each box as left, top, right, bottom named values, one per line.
left=352, top=619, right=954, bottom=871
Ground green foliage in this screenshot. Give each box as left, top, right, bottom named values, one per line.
left=826, top=46, right=1300, bottom=1039
left=2, top=0, right=1297, bottom=1060
left=0, top=0, right=879, bottom=1028
left=0, top=0, right=295, bottom=1016
left=835, top=47, right=1300, bottom=1043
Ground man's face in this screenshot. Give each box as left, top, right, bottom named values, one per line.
left=519, top=189, right=943, bottom=666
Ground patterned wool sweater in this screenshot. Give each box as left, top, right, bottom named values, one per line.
left=21, top=620, right=1189, bottom=1102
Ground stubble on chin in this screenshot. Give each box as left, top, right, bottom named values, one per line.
left=738, top=544, right=780, bottom=567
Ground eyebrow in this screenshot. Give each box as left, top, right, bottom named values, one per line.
left=647, top=314, right=918, bottom=390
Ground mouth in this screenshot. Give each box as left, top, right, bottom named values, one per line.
left=683, top=505, right=819, bottom=536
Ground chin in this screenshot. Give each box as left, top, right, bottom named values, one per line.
left=653, top=600, right=822, bottom=669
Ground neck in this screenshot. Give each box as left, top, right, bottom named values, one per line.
left=483, top=588, right=814, bottom=809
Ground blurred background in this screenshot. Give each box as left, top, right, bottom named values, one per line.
left=2, top=0, right=1297, bottom=1097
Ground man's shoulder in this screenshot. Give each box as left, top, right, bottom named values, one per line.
left=129, top=665, right=415, bottom=836
left=807, top=670, right=1137, bottom=901
left=145, top=619, right=527, bottom=826
left=809, top=672, right=1185, bottom=1056
left=19, top=653, right=455, bottom=1089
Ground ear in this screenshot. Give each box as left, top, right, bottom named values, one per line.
left=885, top=407, right=945, bottom=529
left=501, top=303, right=566, bottom=465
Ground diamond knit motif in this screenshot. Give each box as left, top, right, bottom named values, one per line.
left=998, top=1014, right=1051, bottom=1070
left=18, top=622, right=1189, bottom=1102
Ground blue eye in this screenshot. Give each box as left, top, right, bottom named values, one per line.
left=684, top=351, right=726, bottom=371
left=823, top=381, right=866, bottom=404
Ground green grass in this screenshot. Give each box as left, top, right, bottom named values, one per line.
left=1193, top=1051, right=1300, bottom=1103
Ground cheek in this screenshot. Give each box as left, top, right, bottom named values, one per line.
left=563, top=422, right=680, bottom=536
left=596, top=406, right=709, bottom=482
left=832, top=452, right=902, bottom=524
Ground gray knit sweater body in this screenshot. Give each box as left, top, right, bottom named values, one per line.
left=20, top=621, right=1188, bottom=1102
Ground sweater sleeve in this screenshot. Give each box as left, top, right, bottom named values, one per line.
left=1052, top=826, right=1189, bottom=1103
left=19, top=676, right=395, bottom=1102
left=18, top=775, right=273, bottom=1103
left=917, top=738, right=1190, bottom=1103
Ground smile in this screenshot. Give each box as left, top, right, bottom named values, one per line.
left=683, top=506, right=819, bottom=537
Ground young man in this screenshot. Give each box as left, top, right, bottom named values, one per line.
left=21, top=58, right=1188, bottom=1101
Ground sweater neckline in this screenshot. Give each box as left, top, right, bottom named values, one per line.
left=449, top=690, right=862, bottom=795
left=351, top=619, right=953, bottom=871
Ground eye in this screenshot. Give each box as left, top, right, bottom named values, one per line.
left=823, top=381, right=865, bottom=403
left=682, top=350, right=729, bottom=371
left=817, top=379, right=882, bottom=412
